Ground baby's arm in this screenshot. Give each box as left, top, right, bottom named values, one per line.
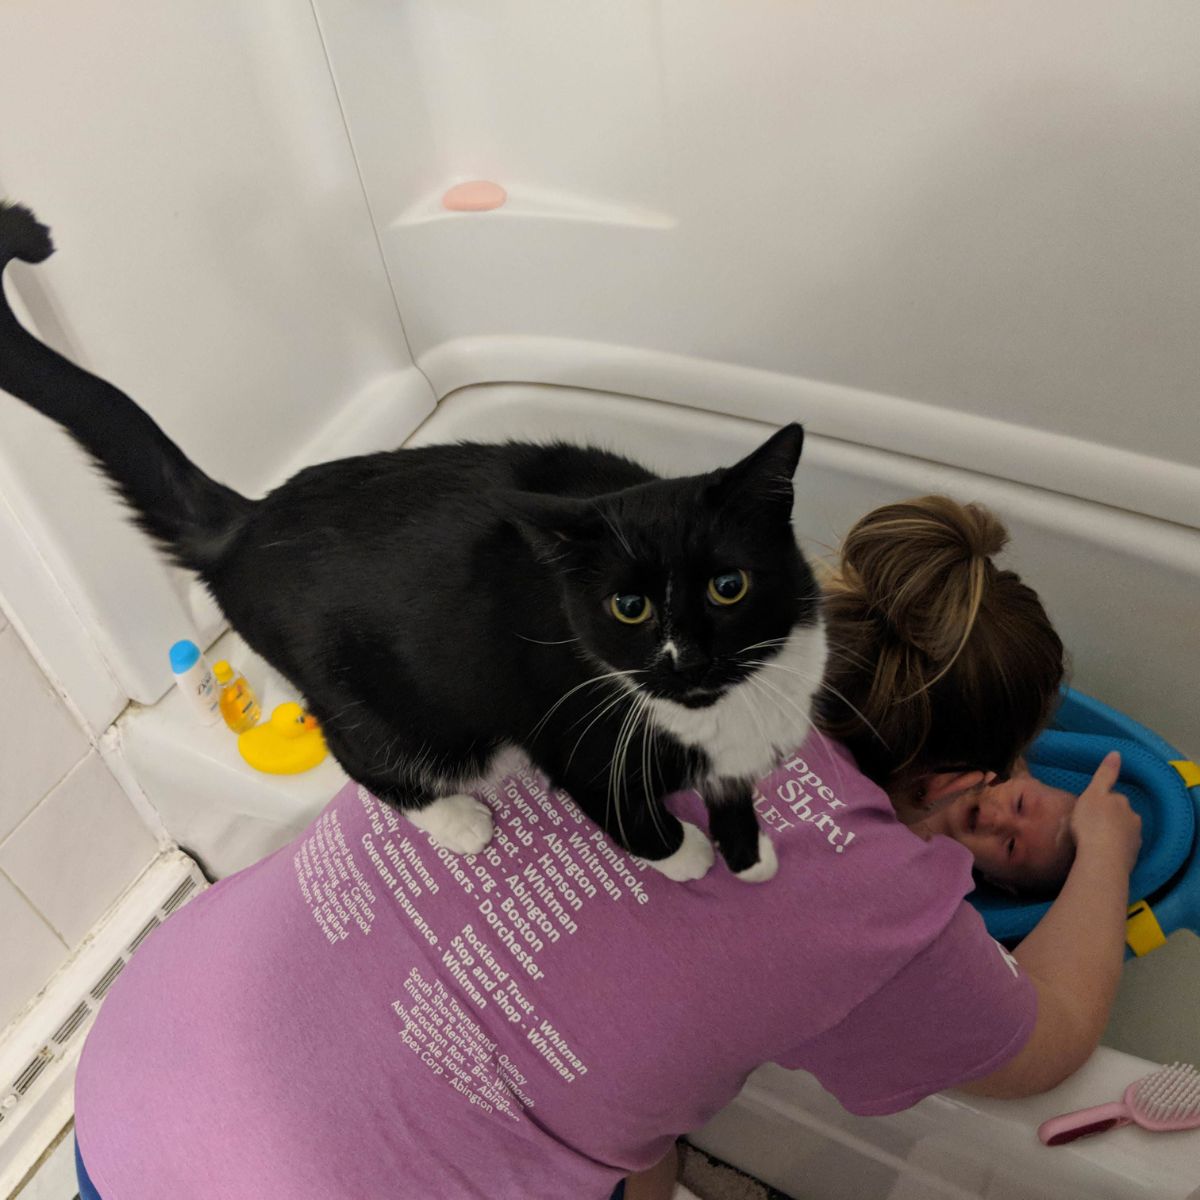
left=960, top=752, right=1140, bottom=1097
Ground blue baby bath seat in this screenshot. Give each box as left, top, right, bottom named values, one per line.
left=970, top=689, right=1200, bottom=956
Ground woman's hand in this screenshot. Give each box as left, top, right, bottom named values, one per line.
left=960, top=750, right=1141, bottom=1100
left=1069, top=751, right=1141, bottom=874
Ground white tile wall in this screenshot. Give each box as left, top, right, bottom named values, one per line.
left=0, top=871, right=66, bottom=1031
left=0, top=626, right=91, bottom=842
left=0, top=753, right=159, bottom=948
left=0, top=613, right=160, bottom=1037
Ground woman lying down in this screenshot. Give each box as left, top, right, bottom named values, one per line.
left=72, top=498, right=1138, bottom=1200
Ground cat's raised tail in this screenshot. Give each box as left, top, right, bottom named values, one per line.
left=0, top=201, right=253, bottom=573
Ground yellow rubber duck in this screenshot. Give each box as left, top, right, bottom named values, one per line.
left=237, top=702, right=328, bottom=775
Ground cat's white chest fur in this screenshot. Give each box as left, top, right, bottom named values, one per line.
left=645, top=620, right=828, bottom=780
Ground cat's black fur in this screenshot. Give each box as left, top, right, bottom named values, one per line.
left=0, top=202, right=825, bottom=879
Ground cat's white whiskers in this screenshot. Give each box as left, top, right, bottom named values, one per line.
left=627, top=696, right=653, bottom=841
left=643, top=625, right=826, bottom=785
left=371, top=733, right=404, bottom=777
left=821, top=638, right=875, bottom=671
left=744, top=671, right=814, bottom=742
left=741, top=634, right=879, bottom=731
left=619, top=694, right=651, bottom=847
left=732, top=679, right=778, bottom=808
left=748, top=668, right=857, bottom=800
left=771, top=635, right=888, bottom=751
left=751, top=659, right=887, bottom=748
left=603, top=697, right=628, bottom=844
left=736, top=637, right=794, bottom=658
left=618, top=698, right=646, bottom=846
left=744, top=672, right=849, bottom=792
left=639, top=705, right=654, bottom=834
left=324, top=700, right=366, bottom=723
left=565, top=689, right=632, bottom=774
left=746, top=669, right=853, bottom=795
left=569, top=686, right=632, bottom=733
left=737, top=681, right=770, bottom=757
left=607, top=695, right=643, bottom=851
left=637, top=693, right=669, bottom=846
left=528, top=669, right=640, bottom=743
left=742, top=670, right=830, bottom=780
left=811, top=724, right=853, bottom=800
left=745, top=673, right=854, bottom=799
left=514, top=633, right=582, bottom=646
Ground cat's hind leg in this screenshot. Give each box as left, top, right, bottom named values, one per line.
left=314, top=702, right=495, bottom=855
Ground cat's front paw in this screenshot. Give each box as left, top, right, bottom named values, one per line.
left=734, top=833, right=778, bottom=884
left=648, top=821, right=715, bottom=882
left=407, top=794, right=494, bottom=855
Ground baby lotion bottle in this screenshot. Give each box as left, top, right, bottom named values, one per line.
left=169, top=639, right=220, bottom=725
left=213, top=660, right=262, bottom=733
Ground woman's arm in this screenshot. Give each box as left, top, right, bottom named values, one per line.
left=623, top=1143, right=679, bottom=1200
left=960, top=752, right=1140, bottom=1098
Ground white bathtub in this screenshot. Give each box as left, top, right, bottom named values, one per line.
left=110, top=383, right=1200, bottom=1200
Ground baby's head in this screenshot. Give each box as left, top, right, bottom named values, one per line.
left=913, top=762, right=1078, bottom=894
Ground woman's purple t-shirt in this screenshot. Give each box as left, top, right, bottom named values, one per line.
left=75, top=735, right=1034, bottom=1199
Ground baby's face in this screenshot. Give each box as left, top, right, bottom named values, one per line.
left=919, top=763, right=1078, bottom=891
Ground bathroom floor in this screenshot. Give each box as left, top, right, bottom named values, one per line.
left=15, top=1125, right=790, bottom=1200
left=680, top=1142, right=796, bottom=1200
left=12, top=1123, right=78, bottom=1200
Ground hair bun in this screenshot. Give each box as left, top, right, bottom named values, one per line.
left=838, top=495, right=1009, bottom=662
left=818, top=494, right=1064, bottom=794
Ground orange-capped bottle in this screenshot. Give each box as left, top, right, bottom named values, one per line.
left=213, top=660, right=262, bottom=734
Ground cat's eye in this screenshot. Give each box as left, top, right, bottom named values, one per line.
left=707, top=569, right=749, bottom=606
left=609, top=593, right=653, bottom=624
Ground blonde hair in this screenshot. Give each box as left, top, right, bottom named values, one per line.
left=817, top=496, right=1065, bottom=795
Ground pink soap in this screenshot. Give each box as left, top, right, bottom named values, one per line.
left=442, top=180, right=507, bottom=212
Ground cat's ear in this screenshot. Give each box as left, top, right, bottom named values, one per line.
left=709, top=423, right=804, bottom=518
left=499, top=492, right=599, bottom=565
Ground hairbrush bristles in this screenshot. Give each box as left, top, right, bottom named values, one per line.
left=1134, top=1062, right=1200, bottom=1121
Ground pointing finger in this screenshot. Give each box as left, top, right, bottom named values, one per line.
left=1086, top=750, right=1122, bottom=794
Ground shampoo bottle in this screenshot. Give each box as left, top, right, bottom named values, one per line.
left=169, top=639, right=220, bottom=725
left=213, top=660, right=262, bottom=733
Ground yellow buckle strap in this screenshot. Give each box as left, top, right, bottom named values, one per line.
left=1126, top=900, right=1167, bottom=957
left=1171, top=760, right=1200, bottom=788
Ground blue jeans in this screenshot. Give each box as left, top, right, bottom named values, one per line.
left=75, top=1138, right=102, bottom=1200
left=75, top=1134, right=626, bottom=1199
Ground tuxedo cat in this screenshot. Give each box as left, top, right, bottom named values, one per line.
left=0, top=203, right=826, bottom=882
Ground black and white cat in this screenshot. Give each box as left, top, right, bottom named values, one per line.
left=0, top=203, right=826, bottom=882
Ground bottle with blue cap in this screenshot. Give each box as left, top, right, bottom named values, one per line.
left=169, top=639, right=220, bottom=725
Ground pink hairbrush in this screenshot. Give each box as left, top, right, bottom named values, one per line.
left=1038, top=1061, right=1200, bottom=1145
